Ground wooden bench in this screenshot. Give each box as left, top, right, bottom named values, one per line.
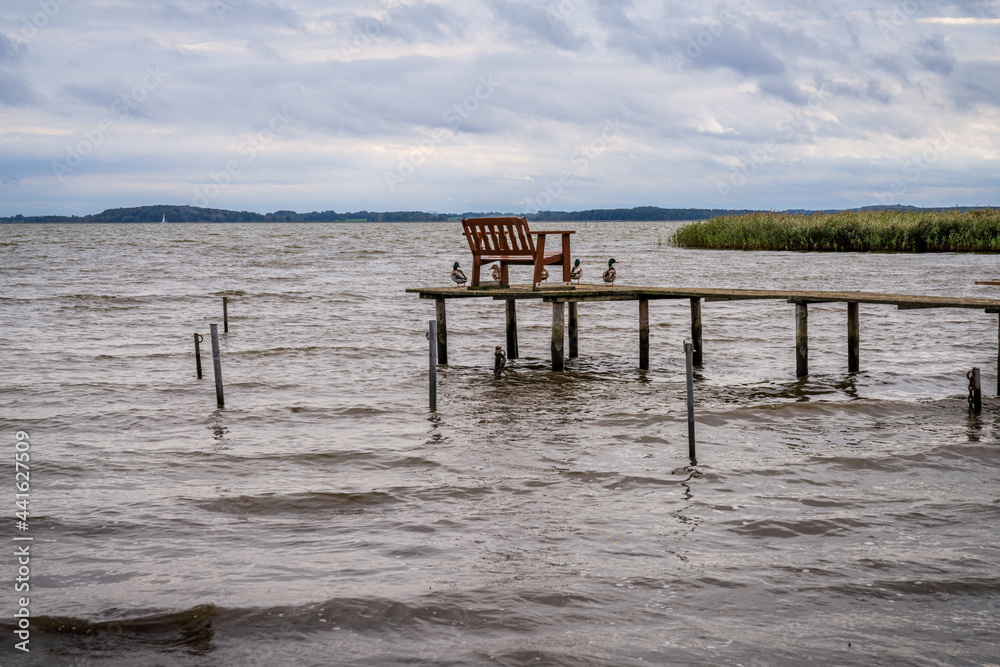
left=461, top=216, right=574, bottom=287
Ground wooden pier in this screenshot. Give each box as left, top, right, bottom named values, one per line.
left=408, top=284, right=1000, bottom=387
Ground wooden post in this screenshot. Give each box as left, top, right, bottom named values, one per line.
left=505, top=299, right=519, bottom=360
left=795, top=302, right=808, bottom=377
left=690, top=297, right=703, bottom=366
left=568, top=302, right=578, bottom=359
left=435, top=297, right=448, bottom=365
left=193, top=333, right=204, bottom=379
left=684, top=339, right=696, bottom=460
left=210, top=324, right=224, bottom=407
left=847, top=302, right=860, bottom=373
left=222, top=297, right=229, bottom=333
left=551, top=301, right=565, bottom=372
left=970, top=367, right=982, bottom=413
left=428, top=320, right=437, bottom=411
left=996, top=313, right=999, bottom=396
left=639, top=299, right=650, bottom=370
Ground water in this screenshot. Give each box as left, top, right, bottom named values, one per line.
left=1, top=221, right=999, bottom=666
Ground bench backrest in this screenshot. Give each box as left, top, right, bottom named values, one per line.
left=462, top=217, right=535, bottom=257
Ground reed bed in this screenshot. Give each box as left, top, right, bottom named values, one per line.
left=670, top=208, right=1000, bottom=252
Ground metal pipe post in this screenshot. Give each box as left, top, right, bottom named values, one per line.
left=194, top=333, right=204, bottom=379
left=210, top=324, right=225, bottom=407
left=223, top=297, right=229, bottom=333
left=684, top=339, right=696, bottom=459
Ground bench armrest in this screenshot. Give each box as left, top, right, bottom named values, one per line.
left=531, top=230, right=576, bottom=235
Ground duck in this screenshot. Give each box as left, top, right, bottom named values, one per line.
left=570, top=258, right=582, bottom=284
left=490, top=264, right=502, bottom=282
left=451, top=262, right=467, bottom=287
left=540, top=267, right=549, bottom=282
left=602, top=258, right=618, bottom=286
left=494, top=345, right=507, bottom=379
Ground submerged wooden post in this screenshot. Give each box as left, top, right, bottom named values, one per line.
left=568, top=302, right=579, bottom=359
left=970, top=367, right=982, bottom=413
left=551, top=301, right=565, bottom=372
left=505, top=299, right=519, bottom=360
left=193, top=333, right=204, bottom=379
left=690, top=297, right=703, bottom=366
left=223, top=297, right=229, bottom=333
left=428, top=320, right=437, bottom=411
left=684, top=339, right=696, bottom=459
left=795, top=302, right=808, bottom=377
left=435, top=297, right=448, bottom=365
left=210, top=324, right=224, bottom=407
left=639, top=298, right=649, bottom=370
left=847, top=302, right=860, bottom=373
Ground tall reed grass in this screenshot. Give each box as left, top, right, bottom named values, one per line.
left=670, top=209, right=1000, bottom=252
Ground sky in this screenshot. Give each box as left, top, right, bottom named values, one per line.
left=1, top=0, right=999, bottom=217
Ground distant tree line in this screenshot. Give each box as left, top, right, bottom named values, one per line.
left=2, top=203, right=992, bottom=224
left=0, top=206, right=452, bottom=224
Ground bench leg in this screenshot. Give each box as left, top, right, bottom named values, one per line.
left=533, top=234, right=546, bottom=286
left=471, top=258, right=481, bottom=287
left=562, top=234, right=571, bottom=283
left=500, top=263, right=510, bottom=286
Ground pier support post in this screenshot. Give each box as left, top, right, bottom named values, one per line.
left=795, top=302, right=808, bottom=377
left=996, top=313, right=999, bottom=396
left=427, top=320, right=437, bottom=410
left=435, top=297, right=448, bottom=366
left=551, top=301, right=565, bottom=372
left=505, top=300, right=519, bottom=360
left=847, top=302, right=860, bottom=373
left=569, top=302, right=579, bottom=359
left=639, top=299, right=650, bottom=370
left=223, top=297, right=229, bottom=333
left=684, top=339, right=696, bottom=460
left=690, top=297, right=703, bottom=366
left=210, top=323, right=224, bottom=407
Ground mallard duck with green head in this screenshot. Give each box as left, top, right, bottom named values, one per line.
left=602, top=258, right=618, bottom=286
left=570, top=258, right=582, bottom=284
left=451, top=262, right=467, bottom=287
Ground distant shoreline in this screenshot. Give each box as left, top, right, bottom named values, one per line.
left=2, top=203, right=994, bottom=225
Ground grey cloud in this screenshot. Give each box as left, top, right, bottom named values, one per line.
left=913, top=35, right=956, bottom=75
left=248, top=39, right=281, bottom=62
left=0, top=34, right=26, bottom=64
left=947, top=59, right=1000, bottom=109
left=487, top=0, right=590, bottom=51
left=0, top=70, right=39, bottom=107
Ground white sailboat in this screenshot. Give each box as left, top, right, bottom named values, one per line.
left=160, top=213, right=166, bottom=223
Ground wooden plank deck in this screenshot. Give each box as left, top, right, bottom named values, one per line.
left=408, top=284, right=1000, bottom=311
left=408, top=284, right=1000, bottom=386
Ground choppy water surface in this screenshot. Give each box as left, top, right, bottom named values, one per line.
left=1, top=221, right=999, bottom=666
